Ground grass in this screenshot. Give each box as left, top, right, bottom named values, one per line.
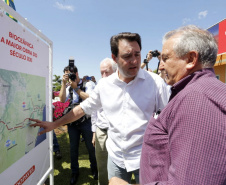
left=45, top=128, right=98, bottom=185
left=45, top=127, right=136, bottom=185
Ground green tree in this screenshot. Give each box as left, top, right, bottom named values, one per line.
left=53, top=74, right=62, bottom=91
left=153, top=69, right=158, bottom=73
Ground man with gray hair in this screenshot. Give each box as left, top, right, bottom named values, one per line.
left=110, top=25, right=226, bottom=185
left=91, top=57, right=117, bottom=185
left=99, top=57, right=117, bottom=78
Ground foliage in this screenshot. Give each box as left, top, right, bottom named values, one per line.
left=53, top=74, right=62, bottom=91
left=153, top=69, right=157, bottom=73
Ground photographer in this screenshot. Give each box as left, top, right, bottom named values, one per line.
left=59, top=65, right=97, bottom=185
left=141, top=50, right=161, bottom=71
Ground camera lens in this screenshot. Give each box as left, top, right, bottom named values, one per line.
left=68, top=73, right=76, bottom=81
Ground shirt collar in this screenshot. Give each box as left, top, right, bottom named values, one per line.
left=113, top=68, right=145, bottom=85
left=169, top=68, right=215, bottom=101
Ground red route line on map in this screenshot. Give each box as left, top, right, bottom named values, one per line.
left=0, top=99, right=44, bottom=131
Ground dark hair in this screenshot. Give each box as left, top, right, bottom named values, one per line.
left=63, top=65, right=78, bottom=73
left=110, top=32, right=142, bottom=57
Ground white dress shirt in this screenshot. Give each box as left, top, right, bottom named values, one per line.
left=91, top=108, right=109, bottom=132
left=80, top=68, right=169, bottom=172
left=85, top=80, right=96, bottom=95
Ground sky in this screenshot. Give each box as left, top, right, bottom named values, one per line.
left=12, top=0, right=226, bottom=81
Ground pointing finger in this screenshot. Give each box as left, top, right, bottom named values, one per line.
left=29, top=123, right=40, bottom=127
left=29, top=118, right=41, bottom=123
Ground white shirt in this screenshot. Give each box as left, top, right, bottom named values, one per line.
left=91, top=108, right=109, bottom=132
left=85, top=80, right=96, bottom=94
left=80, top=69, right=169, bottom=171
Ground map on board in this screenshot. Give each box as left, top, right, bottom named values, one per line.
left=0, top=68, right=46, bottom=174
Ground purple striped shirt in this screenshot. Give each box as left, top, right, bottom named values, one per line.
left=140, top=68, right=226, bottom=185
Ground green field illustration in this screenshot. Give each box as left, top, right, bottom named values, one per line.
left=0, top=69, right=46, bottom=174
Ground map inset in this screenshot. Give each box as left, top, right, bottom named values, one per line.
left=0, top=69, right=46, bottom=174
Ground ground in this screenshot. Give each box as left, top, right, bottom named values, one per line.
left=54, top=125, right=68, bottom=135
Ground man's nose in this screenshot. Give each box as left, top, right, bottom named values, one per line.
left=158, top=60, right=164, bottom=70
left=130, top=55, right=138, bottom=64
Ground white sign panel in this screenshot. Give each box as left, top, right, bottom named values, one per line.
left=0, top=12, right=51, bottom=185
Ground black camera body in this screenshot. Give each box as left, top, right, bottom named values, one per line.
left=68, top=59, right=76, bottom=81
left=68, top=73, right=76, bottom=81
left=151, top=50, right=160, bottom=57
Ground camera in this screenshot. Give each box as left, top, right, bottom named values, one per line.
left=68, top=73, right=76, bottom=81
left=151, top=50, right=160, bottom=57
left=86, top=76, right=92, bottom=80
left=68, top=58, right=76, bottom=81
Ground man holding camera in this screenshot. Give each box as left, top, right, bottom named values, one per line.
left=59, top=65, right=97, bottom=185
left=141, top=50, right=161, bottom=71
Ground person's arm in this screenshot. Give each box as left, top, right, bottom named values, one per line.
left=140, top=61, right=147, bottom=69
left=91, top=76, right=97, bottom=84
left=92, top=132, right=96, bottom=147
left=141, top=50, right=154, bottom=69
left=30, top=105, right=85, bottom=135
left=70, top=78, right=90, bottom=100
left=91, top=111, right=97, bottom=147
left=59, top=73, right=68, bottom=103
left=76, top=88, right=89, bottom=100
left=77, top=79, right=96, bottom=100
left=59, top=83, right=67, bottom=102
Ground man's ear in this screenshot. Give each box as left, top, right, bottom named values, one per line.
left=186, top=51, right=199, bottom=70
left=112, top=54, right=117, bottom=63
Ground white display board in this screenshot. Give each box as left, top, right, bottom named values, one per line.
left=0, top=1, right=53, bottom=184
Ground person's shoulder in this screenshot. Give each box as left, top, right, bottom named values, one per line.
left=143, top=70, right=165, bottom=84
left=86, top=80, right=96, bottom=86
left=99, top=72, right=116, bottom=84
left=146, top=70, right=161, bottom=79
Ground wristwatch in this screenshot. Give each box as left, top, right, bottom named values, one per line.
left=143, top=59, right=148, bottom=64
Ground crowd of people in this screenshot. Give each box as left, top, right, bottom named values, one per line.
left=31, top=25, right=226, bottom=185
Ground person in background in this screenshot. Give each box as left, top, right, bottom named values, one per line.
left=110, top=25, right=226, bottom=185
left=91, top=76, right=97, bottom=84
left=91, top=58, right=117, bottom=185
left=80, top=75, right=96, bottom=142
left=82, top=75, right=97, bottom=85
left=141, top=50, right=171, bottom=95
left=59, top=65, right=97, bottom=185
left=29, top=32, right=170, bottom=184
left=140, top=50, right=161, bottom=71
left=52, top=131, right=61, bottom=159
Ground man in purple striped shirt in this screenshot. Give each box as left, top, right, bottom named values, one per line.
left=110, top=25, right=226, bottom=184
